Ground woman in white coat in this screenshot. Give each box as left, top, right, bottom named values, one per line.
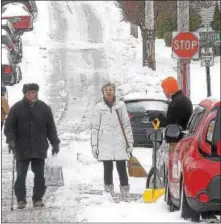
left=91, top=82, right=134, bottom=198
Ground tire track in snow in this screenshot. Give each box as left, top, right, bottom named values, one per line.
left=1, top=2, right=109, bottom=222
left=41, top=2, right=109, bottom=222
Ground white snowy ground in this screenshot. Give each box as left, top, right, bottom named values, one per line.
left=1, top=1, right=220, bottom=223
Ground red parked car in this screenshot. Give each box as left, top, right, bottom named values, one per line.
left=164, top=98, right=220, bottom=222
left=1, top=1, right=38, bottom=20
left=2, top=2, right=33, bottom=34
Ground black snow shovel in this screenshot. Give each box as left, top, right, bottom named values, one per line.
left=143, top=118, right=165, bottom=203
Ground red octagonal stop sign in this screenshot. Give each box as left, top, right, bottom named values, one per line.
left=172, top=32, right=199, bottom=59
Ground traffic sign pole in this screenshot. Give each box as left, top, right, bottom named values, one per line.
left=180, top=59, right=190, bottom=96
left=206, top=66, right=211, bottom=97
left=199, top=26, right=215, bottom=97
left=172, top=31, right=199, bottom=97
left=182, top=62, right=187, bottom=96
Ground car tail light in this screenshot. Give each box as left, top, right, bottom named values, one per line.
left=21, top=16, right=29, bottom=22
left=5, top=66, right=12, bottom=74
left=8, top=43, right=14, bottom=49
left=198, top=192, right=210, bottom=204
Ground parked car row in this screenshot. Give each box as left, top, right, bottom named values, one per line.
left=1, top=0, right=38, bottom=86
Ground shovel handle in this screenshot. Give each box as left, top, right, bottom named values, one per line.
left=152, top=118, right=160, bottom=130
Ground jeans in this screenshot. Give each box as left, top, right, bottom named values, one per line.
left=103, top=160, right=128, bottom=186
left=15, top=158, right=46, bottom=202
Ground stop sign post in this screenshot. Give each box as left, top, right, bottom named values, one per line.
left=172, top=32, right=200, bottom=96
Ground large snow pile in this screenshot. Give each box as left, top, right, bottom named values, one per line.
left=86, top=1, right=220, bottom=104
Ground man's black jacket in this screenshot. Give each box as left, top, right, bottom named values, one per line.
left=4, top=98, right=60, bottom=160
left=157, top=90, right=193, bottom=130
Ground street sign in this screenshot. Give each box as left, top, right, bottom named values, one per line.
left=172, top=32, right=200, bottom=59
left=200, top=47, right=214, bottom=67
left=199, top=32, right=221, bottom=47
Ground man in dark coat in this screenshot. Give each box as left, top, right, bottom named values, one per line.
left=4, top=83, right=60, bottom=209
left=148, top=76, right=193, bottom=130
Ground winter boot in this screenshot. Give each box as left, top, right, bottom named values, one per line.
left=33, top=200, right=45, bottom=208
left=17, top=201, right=27, bottom=209
left=120, top=185, right=130, bottom=201
left=104, top=184, right=114, bottom=196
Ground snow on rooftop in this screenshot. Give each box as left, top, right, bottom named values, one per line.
left=2, top=3, right=30, bottom=17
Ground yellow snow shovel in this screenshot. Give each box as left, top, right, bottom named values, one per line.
left=143, top=118, right=165, bottom=203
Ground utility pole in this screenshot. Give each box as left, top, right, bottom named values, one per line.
left=177, top=1, right=190, bottom=97
left=206, top=25, right=212, bottom=97
left=144, top=0, right=156, bottom=71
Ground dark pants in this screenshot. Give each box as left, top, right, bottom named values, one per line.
left=15, top=158, right=46, bottom=203
left=103, top=160, right=128, bottom=186
left=1, top=121, right=4, bottom=129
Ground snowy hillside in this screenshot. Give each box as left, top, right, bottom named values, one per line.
left=1, top=1, right=220, bottom=223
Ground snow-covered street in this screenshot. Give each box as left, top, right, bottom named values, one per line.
left=1, top=1, right=220, bottom=223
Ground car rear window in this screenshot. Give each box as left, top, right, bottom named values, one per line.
left=213, top=107, right=220, bottom=147
left=126, top=100, right=168, bottom=113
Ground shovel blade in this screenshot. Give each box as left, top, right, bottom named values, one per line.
left=143, top=188, right=165, bottom=203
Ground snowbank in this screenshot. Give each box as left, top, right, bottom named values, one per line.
left=86, top=1, right=220, bottom=104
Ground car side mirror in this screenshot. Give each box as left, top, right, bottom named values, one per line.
left=147, top=130, right=163, bottom=143
left=165, top=124, right=183, bottom=143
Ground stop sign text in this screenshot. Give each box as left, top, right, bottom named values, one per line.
left=172, top=32, right=200, bottom=59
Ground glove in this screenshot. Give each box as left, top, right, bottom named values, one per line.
left=147, top=111, right=161, bottom=122
left=92, top=146, right=98, bottom=159
left=8, top=140, right=15, bottom=154
left=52, top=145, right=59, bottom=155
left=127, top=145, right=133, bottom=153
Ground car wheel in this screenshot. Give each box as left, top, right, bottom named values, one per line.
left=10, top=74, right=16, bottom=86
left=165, top=178, right=178, bottom=211
left=164, top=172, right=168, bottom=202
left=19, top=39, right=23, bottom=59
left=180, top=178, right=200, bottom=222
left=16, top=67, right=22, bottom=83
left=19, top=51, right=22, bottom=61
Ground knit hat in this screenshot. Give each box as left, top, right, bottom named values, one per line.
left=161, top=77, right=179, bottom=95
left=22, top=83, right=39, bottom=94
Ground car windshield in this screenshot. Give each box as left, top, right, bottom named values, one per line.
left=126, top=100, right=168, bottom=113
